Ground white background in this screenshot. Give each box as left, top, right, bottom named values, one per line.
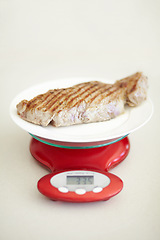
left=0, top=0, right=160, bottom=239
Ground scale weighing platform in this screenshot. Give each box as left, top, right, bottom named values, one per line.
left=10, top=79, right=153, bottom=203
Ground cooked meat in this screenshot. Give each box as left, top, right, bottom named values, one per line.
left=115, top=72, right=148, bottom=106
left=16, top=72, right=148, bottom=127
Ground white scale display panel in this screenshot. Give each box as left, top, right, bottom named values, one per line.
left=50, top=170, right=110, bottom=194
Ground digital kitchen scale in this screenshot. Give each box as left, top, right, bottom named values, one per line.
left=10, top=78, right=153, bottom=203
left=30, top=134, right=129, bottom=202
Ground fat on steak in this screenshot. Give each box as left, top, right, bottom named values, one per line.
left=16, top=72, right=148, bottom=127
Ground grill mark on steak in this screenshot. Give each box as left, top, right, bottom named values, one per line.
left=71, top=82, right=109, bottom=107
left=49, top=82, right=100, bottom=112
left=38, top=89, right=63, bottom=110
left=26, top=94, right=44, bottom=110
left=38, top=82, right=90, bottom=113
left=67, top=82, right=99, bottom=105
left=27, top=91, right=56, bottom=111
left=57, top=82, right=97, bottom=108
left=55, top=82, right=108, bottom=113
left=47, top=83, right=89, bottom=112
left=88, top=84, right=125, bottom=106
left=128, top=74, right=140, bottom=93
left=89, top=85, right=116, bottom=104
left=129, top=80, right=138, bottom=93
left=69, top=82, right=104, bottom=108
left=39, top=89, right=69, bottom=111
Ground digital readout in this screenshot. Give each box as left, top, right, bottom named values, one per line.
left=67, top=176, right=94, bottom=185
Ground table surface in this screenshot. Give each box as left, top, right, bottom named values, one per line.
left=1, top=1, right=160, bottom=240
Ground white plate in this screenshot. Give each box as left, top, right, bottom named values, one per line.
left=10, top=78, right=153, bottom=143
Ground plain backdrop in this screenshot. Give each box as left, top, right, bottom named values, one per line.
left=0, top=1, right=160, bottom=240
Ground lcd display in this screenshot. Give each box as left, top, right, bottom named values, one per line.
left=67, top=176, right=94, bottom=185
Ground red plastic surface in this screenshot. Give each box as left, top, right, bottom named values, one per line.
left=38, top=170, right=123, bottom=203
left=30, top=137, right=130, bottom=202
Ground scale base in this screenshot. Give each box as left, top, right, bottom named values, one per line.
left=30, top=137, right=130, bottom=202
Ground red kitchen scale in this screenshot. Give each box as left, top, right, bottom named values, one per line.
left=30, top=134, right=129, bottom=202
left=10, top=78, right=153, bottom=203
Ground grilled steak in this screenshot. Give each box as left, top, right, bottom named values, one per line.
left=115, top=72, right=148, bottom=106
left=16, top=72, right=148, bottom=127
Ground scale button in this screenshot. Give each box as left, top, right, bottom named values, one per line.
left=93, top=187, right=103, bottom=193
left=75, top=188, right=86, bottom=195
left=58, top=187, right=69, bottom=193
